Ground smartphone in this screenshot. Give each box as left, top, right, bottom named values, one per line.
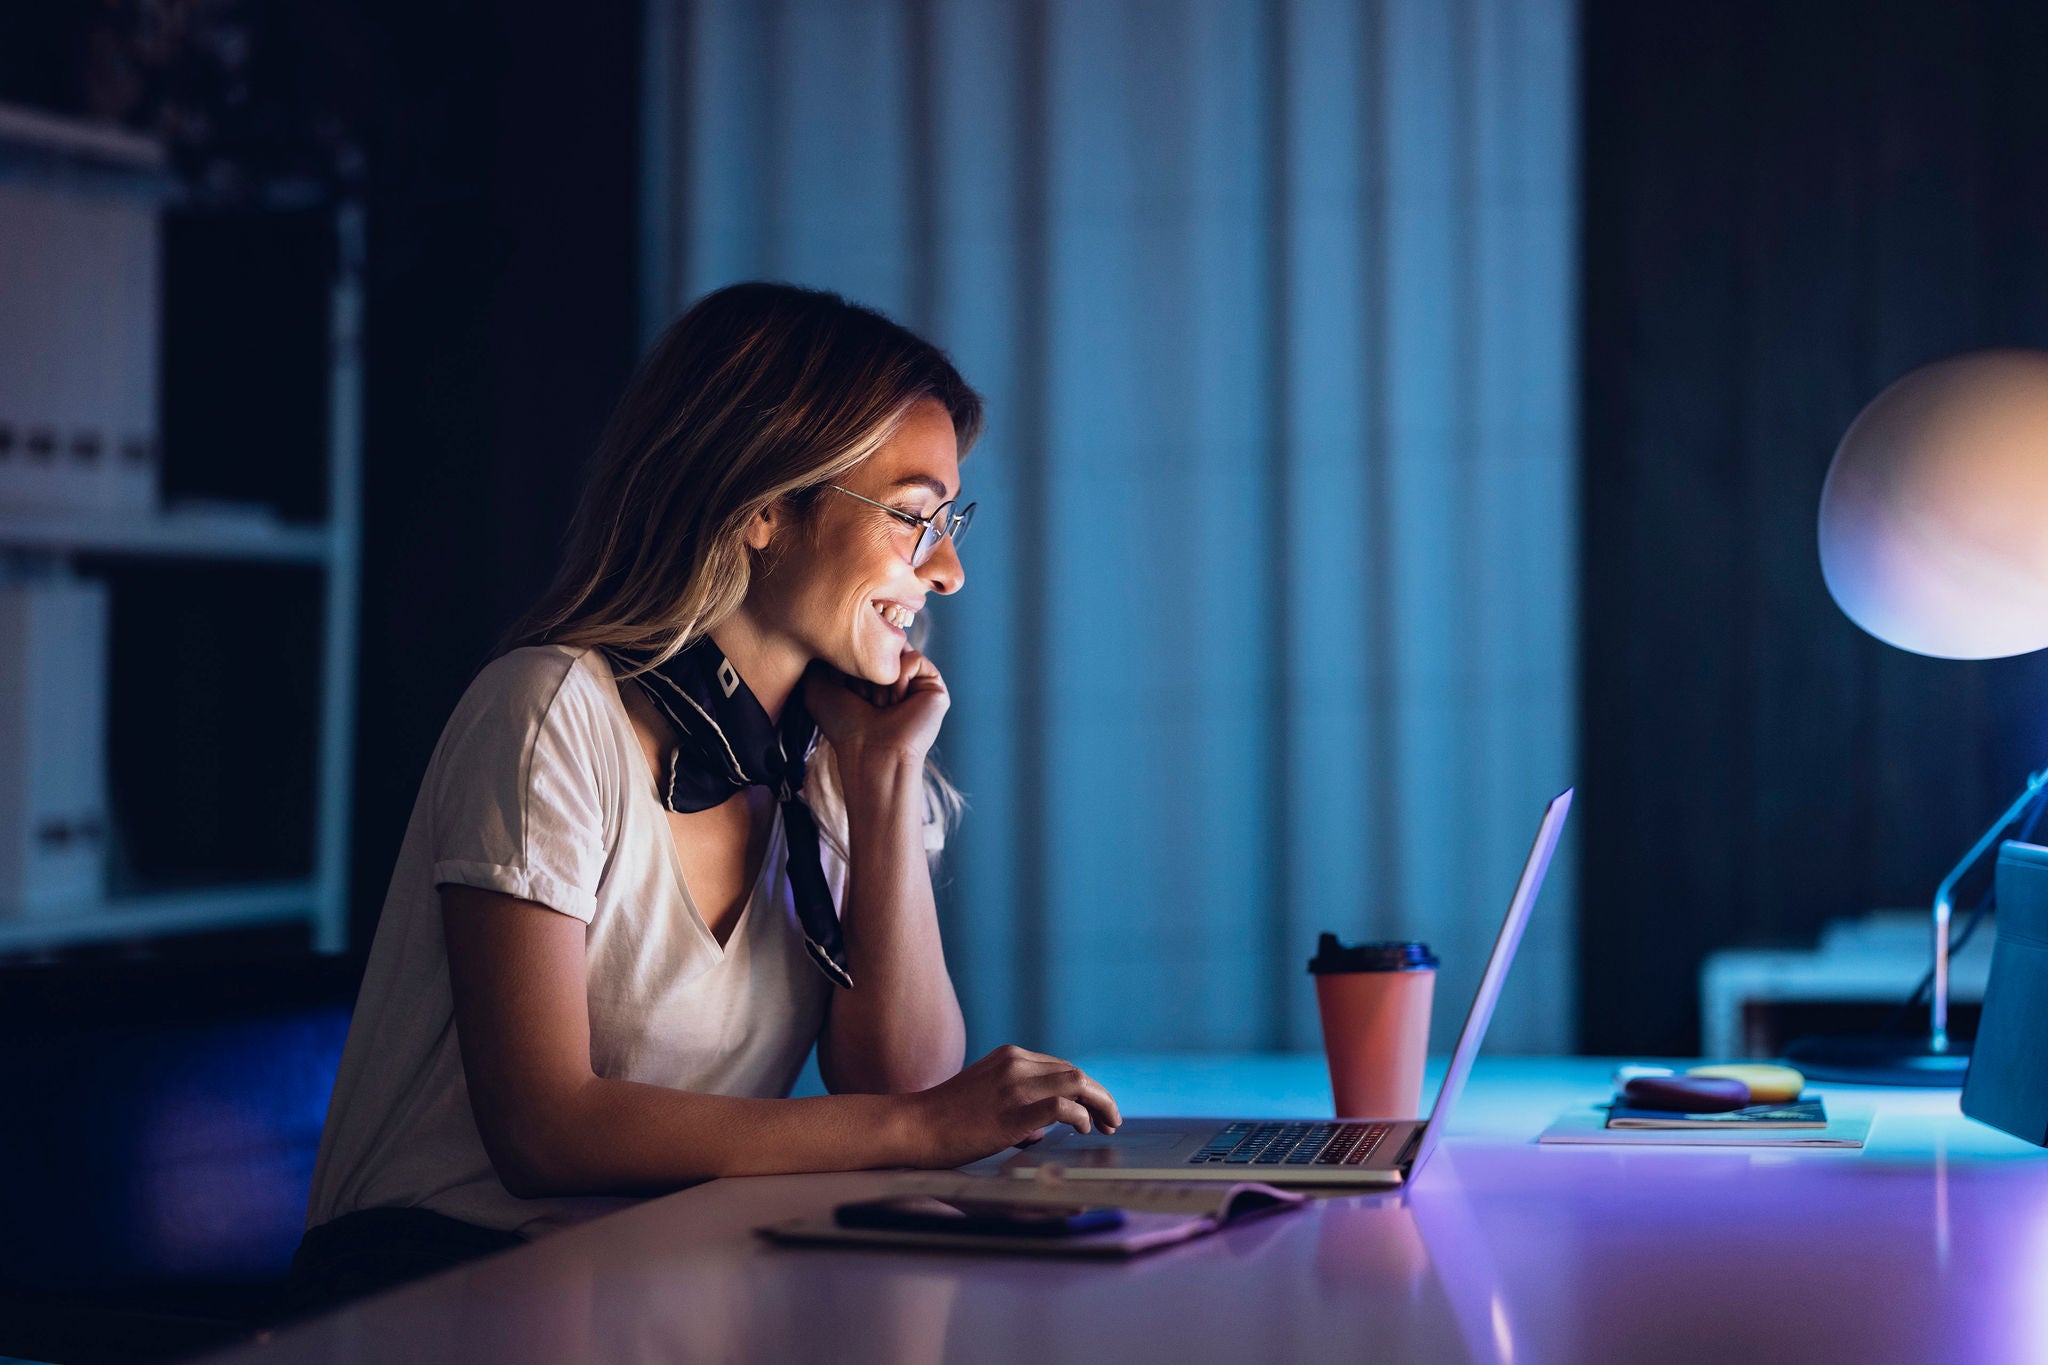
left=833, top=1196, right=1126, bottom=1238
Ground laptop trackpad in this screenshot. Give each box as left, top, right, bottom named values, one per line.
left=1043, top=1132, right=1181, bottom=1151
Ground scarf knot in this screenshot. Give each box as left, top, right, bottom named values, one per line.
left=610, top=641, right=852, bottom=989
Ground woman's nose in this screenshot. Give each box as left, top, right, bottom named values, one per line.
left=921, top=535, right=966, bottom=595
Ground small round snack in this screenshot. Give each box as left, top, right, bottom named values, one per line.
left=1687, top=1064, right=1805, bottom=1104
left=1623, top=1075, right=1751, bottom=1112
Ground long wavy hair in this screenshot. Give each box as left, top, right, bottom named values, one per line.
left=500, top=281, right=983, bottom=847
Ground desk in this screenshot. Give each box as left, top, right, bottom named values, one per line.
left=209, top=1057, right=2048, bottom=1364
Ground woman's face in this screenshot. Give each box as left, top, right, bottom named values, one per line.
left=749, top=398, right=967, bottom=685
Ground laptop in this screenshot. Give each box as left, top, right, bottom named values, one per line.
left=1002, top=788, right=1573, bottom=1188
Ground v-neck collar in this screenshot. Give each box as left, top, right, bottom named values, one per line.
left=602, top=651, right=784, bottom=959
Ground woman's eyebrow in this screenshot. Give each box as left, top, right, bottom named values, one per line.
left=889, top=474, right=954, bottom=501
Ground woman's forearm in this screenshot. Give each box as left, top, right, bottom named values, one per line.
left=502, top=1077, right=928, bottom=1196
left=817, top=750, right=968, bottom=1093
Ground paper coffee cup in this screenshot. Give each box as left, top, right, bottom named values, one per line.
left=1310, top=933, right=1437, bottom=1119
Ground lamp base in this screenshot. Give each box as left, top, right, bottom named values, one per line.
left=1782, top=1034, right=1971, bottom=1087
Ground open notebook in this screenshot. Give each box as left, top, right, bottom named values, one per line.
left=757, top=1173, right=1307, bottom=1257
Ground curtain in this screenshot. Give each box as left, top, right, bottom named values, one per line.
left=643, top=0, right=1578, bottom=1054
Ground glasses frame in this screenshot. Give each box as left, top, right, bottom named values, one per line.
left=825, top=485, right=975, bottom=568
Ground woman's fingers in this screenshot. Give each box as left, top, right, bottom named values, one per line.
left=1074, top=1074, right=1122, bottom=1132
left=1029, top=1095, right=1093, bottom=1135
left=1058, top=1073, right=1117, bottom=1133
left=892, top=649, right=950, bottom=703
left=991, top=1048, right=1120, bottom=1120
left=1016, top=1066, right=1120, bottom=1134
left=885, top=649, right=930, bottom=705
left=1035, top=1057, right=1119, bottom=1127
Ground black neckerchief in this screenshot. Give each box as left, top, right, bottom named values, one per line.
left=607, top=639, right=852, bottom=989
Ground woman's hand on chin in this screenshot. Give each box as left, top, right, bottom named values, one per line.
left=804, top=648, right=950, bottom=772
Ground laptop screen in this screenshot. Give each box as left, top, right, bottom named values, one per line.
left=1404, top=788, right=1573, bottom=1182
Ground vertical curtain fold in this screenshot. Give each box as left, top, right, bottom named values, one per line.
left=644, top=0, right=1577, bottom=1055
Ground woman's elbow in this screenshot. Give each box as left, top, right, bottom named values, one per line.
left=824, top=1044, right=964, bottom=1095
left=917, top=1038, right=968, bottom=1091
left=495, top=1159, right=556, bottom=1201
left=472, top=1089, right=593, bottom=1199
left=478, top=1119, right=569, bottom=1198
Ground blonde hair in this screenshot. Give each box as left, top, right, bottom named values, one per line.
left=500, top=282, right=984, bottom=847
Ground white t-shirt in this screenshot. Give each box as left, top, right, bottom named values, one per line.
left=307, top=643, right=847, bottom=1237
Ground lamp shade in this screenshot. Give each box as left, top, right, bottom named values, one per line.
left=1820, top=349, right=2048, bottom=660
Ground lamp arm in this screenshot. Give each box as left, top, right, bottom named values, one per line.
left=1931, top=767, right=2048, bottom=1053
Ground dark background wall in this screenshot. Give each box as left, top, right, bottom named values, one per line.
left=0, top=10, right=641, bottom=1345
left=349, top=0, right=642, bottom=951
left=0, top=0, right=642, bottom=955
left=1580, top=0, right=2048, bottom=1055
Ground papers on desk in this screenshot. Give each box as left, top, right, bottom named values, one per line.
left=1539, top=1104, right=1872, bottom=1148
left=1607, top=1098, right=1828, bottom=1129
left=757, top=1172, right=1308, bottom=1258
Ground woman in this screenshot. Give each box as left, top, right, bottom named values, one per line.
left=289, top=283, right=1119, bottom=1311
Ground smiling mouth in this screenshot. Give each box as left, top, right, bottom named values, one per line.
left=874, top=602, right=917, bottom=631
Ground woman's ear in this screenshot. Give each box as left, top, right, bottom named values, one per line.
left=744, top=500, right=779, bottom=552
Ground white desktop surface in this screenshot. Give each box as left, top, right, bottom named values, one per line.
left=207, top=1056, right=2048, bottom=1365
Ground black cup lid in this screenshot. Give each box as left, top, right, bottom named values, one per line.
left=1308, top=933, right=1439, bottom=973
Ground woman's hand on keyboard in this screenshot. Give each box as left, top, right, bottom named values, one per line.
left=903, top=1045, right=1122, bottom=1167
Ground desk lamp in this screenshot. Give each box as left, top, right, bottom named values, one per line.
left=1799, top=349, right=2048, bottom=1085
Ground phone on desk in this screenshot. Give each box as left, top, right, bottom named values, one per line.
left=834, top=1196, right=1125, bottom=1238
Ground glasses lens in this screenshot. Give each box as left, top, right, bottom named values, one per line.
left=909, top=500, right=951, bottom=568
left=908, top=500, right=974, bottom=568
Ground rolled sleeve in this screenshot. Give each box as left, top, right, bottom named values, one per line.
left=428, top=859, right=599, bottom=923
left=426, top=652, right=611, bottom=924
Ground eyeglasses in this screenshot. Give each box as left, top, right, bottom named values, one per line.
left=825, top=485, right=976, bottom=568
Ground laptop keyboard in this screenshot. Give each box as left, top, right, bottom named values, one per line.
left=1187, top=1121, right=1393, bottom=1168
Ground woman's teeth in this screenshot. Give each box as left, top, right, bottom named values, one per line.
left=875, top=603, right=916, bottom=629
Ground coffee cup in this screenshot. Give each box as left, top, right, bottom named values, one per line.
left=1309, top=933, right=1438, bottom=1119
